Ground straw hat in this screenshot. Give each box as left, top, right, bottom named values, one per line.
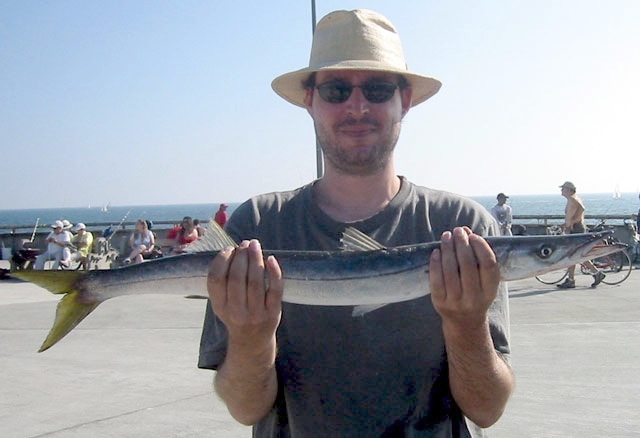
left=271, top=9, right=441, bottom=108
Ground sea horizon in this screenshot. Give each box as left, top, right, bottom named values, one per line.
left=1, top=192, right=639, bottom=232
left=3, top=190, right=639, bottom=212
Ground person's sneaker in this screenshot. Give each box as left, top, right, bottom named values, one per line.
left=591, top=271, right=606, bottom=288
left=557, top=278, right=576, bottom=289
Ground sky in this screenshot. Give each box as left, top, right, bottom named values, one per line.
left=2, top=1, right=639, bottom=209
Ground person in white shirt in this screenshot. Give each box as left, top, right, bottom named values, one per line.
left=490, top=193, right=513, bottom=236
left=34, top=220, right=72, bottom=270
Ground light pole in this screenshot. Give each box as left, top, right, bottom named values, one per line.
left=311, top=0, right=324, bottom=178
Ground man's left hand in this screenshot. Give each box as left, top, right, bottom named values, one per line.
left=429, top=227, right=500, bottom=330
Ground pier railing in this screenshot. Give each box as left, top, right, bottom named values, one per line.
left=1, top=215, right=637, bottom=257
left=512, top=214, right=636, bottom=226
left=2, top=215, right=635, bottom=234
left=0, top=220, right=200, bottom=235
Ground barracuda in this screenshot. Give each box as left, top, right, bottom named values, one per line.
left=12, top=222, right=624, bottom=352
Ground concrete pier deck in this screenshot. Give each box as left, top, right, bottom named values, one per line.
left=1, top=260, right=638, bottom=437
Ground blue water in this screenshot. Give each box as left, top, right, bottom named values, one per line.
left=1, top=193, right=638, bottom=232
left=0, top=203, right=240, bottom=232
left=473, top=193, right=639, bottom=221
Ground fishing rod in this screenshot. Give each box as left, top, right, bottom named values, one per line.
left=105, top=209, right=132, bottom=243
left=30, top=218, right=40, bottom=242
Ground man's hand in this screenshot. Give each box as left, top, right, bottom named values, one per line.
left=429, top=227, right=500, bottom=329
left=428, top=227, right=513, bottom=427
left=208, top=239, right=283, bottom=348
left=207, top=239, right=284, bottom=425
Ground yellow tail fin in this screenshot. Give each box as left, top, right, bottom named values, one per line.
left=11, top=270, right=83, bottom=294
left=39, top=291, right=100, bottom=352
left=11, top=270, right=101, bottom=352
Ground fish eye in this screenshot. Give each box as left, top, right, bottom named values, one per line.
left=538, top=244, right=554, bottom=259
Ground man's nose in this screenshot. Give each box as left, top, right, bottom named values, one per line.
left=345, top=87, right=370, bottom=114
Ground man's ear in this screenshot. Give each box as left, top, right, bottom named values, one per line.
left=400, top=87, right=412, bottom=118
left=304, top=88, right=314, bottom=114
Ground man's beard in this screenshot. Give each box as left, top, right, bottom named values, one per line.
left=315, top=116, right=401, bottom=176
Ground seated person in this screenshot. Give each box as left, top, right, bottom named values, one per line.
left=34, top=220, right=72, bottom=270
left=123, top=219, right=155, bottom=264
left=193, top=218, right=205, bottom=237
left=170, top=216, right=199, bottom=254
left=69, top=223, right=94, bottom=269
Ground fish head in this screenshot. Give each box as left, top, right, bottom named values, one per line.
left=491, top=231, right=627, bottom=281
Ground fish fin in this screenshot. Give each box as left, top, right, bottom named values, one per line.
left=39, top=291, right=100, bottom=352
left=10, top=271, right=101, bottom=351
left=11, top=270, right=84, bottom=294
left=342, top=227, right=386, bottom=252
left=186, top=220, right=238, bottom=253
left=352, top=303, right=390, bottom=317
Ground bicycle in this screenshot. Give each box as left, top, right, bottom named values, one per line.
left=535, top=220, right=631, bottom=286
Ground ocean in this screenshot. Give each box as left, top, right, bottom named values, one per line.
left=0, top=203, right=239, bottom=232
left=1, top=193, right=639, bottom=233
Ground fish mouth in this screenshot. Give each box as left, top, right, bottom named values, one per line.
left=584, top=242, right=628, bottom=259
left=569, top=229, right=627, bottom=262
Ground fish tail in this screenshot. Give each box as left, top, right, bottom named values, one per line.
left=11, top=271, right=101, bottom=352
left=39, top=291, right=100, bottom=352
left=11, top=270, right=83, bottom=294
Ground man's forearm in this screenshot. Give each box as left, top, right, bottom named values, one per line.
left=443, top=320, right=514, bottom=428
left=214, top=338, right=278, bottom=426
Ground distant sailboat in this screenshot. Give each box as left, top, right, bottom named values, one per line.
left=101, top=202, right=111, bottom=212
left=613, top=185, right=621, bottom=199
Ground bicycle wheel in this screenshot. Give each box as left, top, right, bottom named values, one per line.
left=594, top=251, right=632, bottom=285
left=535, top=269, right=568, bottom=285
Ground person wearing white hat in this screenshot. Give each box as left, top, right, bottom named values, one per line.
left=69, top=223, right=94, bottom=270
left=200, top=9, right=513, bottom=436
left=34, top=220, right=72, bottom=270
left=490, top=193, right=513, bottom=236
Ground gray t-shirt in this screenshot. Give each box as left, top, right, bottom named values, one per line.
left=199, top=177, right=511, bottom=437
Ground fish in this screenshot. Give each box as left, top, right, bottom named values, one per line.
left=11, top=221, right=625, bottom=352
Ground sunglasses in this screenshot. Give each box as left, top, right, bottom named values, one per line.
left=315, top=80, right=399, bottom=104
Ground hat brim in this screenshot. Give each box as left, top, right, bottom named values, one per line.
left=272, top=62, right=442, bottom=108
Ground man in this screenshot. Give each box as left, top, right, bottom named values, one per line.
left=557, top=181, right=605, bottom=288
left=214, top=203, right=228, bottom=227
left=70, top=223, right=94, bottom=269
left=34, top=220, right=72, bottom=270
left=490, top=193, right=513, bottom=236
left=199, top=10, right=513, bottom=436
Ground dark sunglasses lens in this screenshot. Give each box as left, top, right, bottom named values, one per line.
left=317, top=83, right=352, bottom=103
left=362, top=82, right=397, bottom=103
left=316, top=81, right=398, bottom=104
